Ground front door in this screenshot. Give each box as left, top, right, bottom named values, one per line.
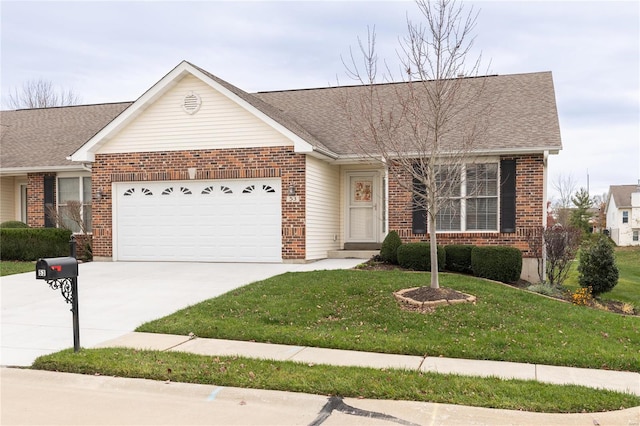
left=346, top=172, right=380, bottom=243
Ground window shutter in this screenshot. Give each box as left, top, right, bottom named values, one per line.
left=412, top=178, right=427, bottom=234
left=500, top=160, right=516, bottom=233
left=44, top=175, right=55, bottom=228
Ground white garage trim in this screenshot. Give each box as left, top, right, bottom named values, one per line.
left=112, top=179, right=282, bottom=262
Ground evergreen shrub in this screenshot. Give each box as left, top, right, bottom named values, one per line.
left=380, top=231, right=402, bottom=264
left=396, top=242, right=446, bottom=271
left=577, top=234, right=619, bottom=296
left=471, top=246, right=522, bottom=283
left=444, top=244, right=474, bottom=274
left=0, top=228, right=72, bottom=261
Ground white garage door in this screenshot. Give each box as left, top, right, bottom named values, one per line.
left=114, top=179, right=282, bottom=262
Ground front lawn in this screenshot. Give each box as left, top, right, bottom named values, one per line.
left=138, top=270, right=640, bottom=372
left=0, top=261, right=34, bottom=276
left=32, top=348, right=640, bottom=413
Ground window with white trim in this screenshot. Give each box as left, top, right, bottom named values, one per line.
left=434, top=163, right=498, bottom=232
left=633, top=230, right=639, bottom=242
left=57, top=176, right=91, bottom=232
left=622, top=211, right=629, bottom=224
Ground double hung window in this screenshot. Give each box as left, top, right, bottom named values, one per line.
left=58, top=176, right=92, bottom=232
left=415, top=162, right=499, bottom=232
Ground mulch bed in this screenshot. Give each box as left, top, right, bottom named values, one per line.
left=402, top=286, right=470, bottom=302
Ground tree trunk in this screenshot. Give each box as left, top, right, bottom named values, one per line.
left=429, top=212, right=439, bottom=289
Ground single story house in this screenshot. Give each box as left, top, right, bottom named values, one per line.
left=1, top=61, right=562, bottom=281
left=606, top=183, right=640, bottom=246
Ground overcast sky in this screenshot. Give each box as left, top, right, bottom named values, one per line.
left=1, top=0, right=638, bottom=201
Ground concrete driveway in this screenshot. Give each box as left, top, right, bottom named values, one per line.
left=1, top=259, right=362, bottom=367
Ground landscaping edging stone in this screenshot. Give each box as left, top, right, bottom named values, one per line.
left=393, top=287, right=476, bottom=312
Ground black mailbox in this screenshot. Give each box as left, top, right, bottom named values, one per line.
left=36, top=257, right=78, bottom=280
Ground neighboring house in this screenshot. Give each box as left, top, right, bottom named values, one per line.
left=606, top=184, right=640, bottom=246
left=1, top=61, right=562, bottom=281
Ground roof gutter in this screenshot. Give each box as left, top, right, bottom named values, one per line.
left=0, top=165, right=87, bottom=176
left=332, top=146, right=561, bottom=162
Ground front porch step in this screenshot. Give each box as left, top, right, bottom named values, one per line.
left=327, top=250, right=379, bottom=260
left=343, top=242, right=382, bottom=250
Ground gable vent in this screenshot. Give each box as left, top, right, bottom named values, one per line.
left=182, top=92, right=202, bottom=115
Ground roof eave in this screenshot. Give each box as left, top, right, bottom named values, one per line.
left=332, top=146, right=561, bottom=162
left=0, top=165, right=88, bottom=176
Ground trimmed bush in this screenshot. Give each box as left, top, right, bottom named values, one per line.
left=380, top=231, right=402, bottom=264
left=1, top=228, right=73, bottom=261
left=444, top=244, right=474, bottom=274
left=396, top=242, right=446, bottom=272
left=577, top=234, right=619, bottom=296
left=0, top=221, right=29, bottom=228
left=471, top=246, right=522, bottom=283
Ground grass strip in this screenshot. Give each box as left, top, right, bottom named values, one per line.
left=137, top=270, right=640, bottom=372
left=32, top=348, right=639, bottom=413
left=0, top=261, right=34, bottom=276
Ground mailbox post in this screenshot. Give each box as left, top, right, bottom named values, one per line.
left=36, top=237, right=80, bottom=352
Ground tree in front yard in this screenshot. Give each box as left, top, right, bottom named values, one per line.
left=577, top=234, right=619, bottom=296
left=342, top=0, right=491, bottom=289
left=570, top=187, right=593, bottom=235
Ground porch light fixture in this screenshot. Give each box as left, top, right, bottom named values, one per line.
left=94, top=187, right=107, bottom=201
left=288, top=184, right=296, bottom=196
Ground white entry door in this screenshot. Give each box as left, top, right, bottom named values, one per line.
left=346, top=173, right=380, bottom=242
left=113, top=179, right=282, bottom=262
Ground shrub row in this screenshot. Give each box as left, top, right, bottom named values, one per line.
left=380, top=232, right=523, bottom=283
left=397, top=243, right=446, bottom=272
left=1, top=228, right=73, bottom=261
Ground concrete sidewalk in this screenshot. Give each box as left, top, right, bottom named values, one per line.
left=96, top=331, right=640, bottom=396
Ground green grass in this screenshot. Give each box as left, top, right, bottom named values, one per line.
left=564, top=246, right=640, bottom=308
left=138, top=270, right=640, bottom=372
left=0, top=261, right=34, bottom=276
left=32, top=348, right=640, bottom=413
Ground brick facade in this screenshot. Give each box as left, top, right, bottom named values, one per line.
left=387, top=154, right=544, bottom=258
left=26, top=172, right=55, bottom=228
left=91, top=146, right=306, bottom=260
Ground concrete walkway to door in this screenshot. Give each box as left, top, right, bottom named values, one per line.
left=0, top=259, right=363, bottom=367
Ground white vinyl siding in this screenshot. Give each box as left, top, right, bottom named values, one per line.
left=97, top=75, right=292, bottom=154
left=305, top=156, right=340, bottom=259
left=0, top=177, right=16, bottom=223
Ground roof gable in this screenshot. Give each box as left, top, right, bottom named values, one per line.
left=71, top=61, right=322, bottom=162
left=608, top=184, right=639, bottom=209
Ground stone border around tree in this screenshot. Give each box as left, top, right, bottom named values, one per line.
left=393, top=287, right=477, bottom=312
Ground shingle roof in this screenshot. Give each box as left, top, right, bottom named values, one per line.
left=2, top=66, right=562, bottom=171
left=0, top=102, right=131, bottom=170
left=255, top=71, right=562, bottom=155
left=188, top=62, right=335, bottom=155
left=608, top=184, right=639, bottom=208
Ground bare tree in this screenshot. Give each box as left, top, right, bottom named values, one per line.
left=551, top=173, right=577, bottom=227
left=6, top=79, right=81, bottom=109
left=544, top=225, right=581, bottom=287
left=47, top=200, right=89, bottom=235
left=342, top=0, right=490, bottom=289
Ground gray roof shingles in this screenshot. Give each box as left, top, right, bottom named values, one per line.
left=1, top=102, right=131, bottom=170
left=609, top=185, right=639, bottom=208
left=255, top=71, right=562, bottom=155
left=0, top=67, right=562, bottom=170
